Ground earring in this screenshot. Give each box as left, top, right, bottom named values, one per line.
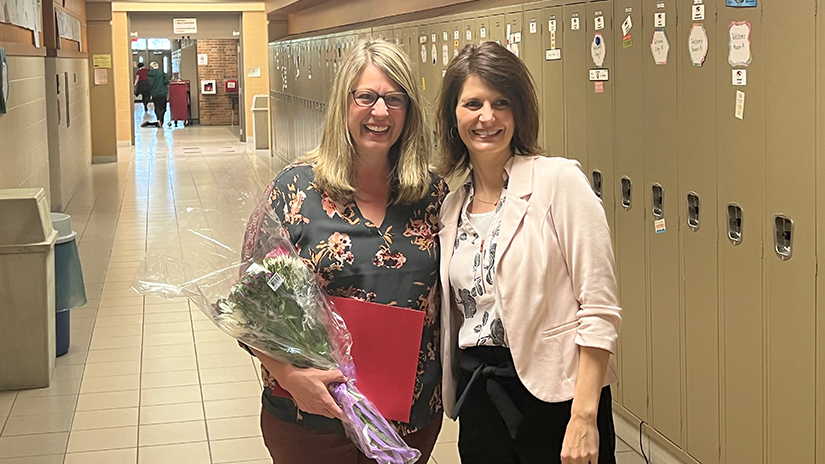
left=449, top=127, right=459, bottom=140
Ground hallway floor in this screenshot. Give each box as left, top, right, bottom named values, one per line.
left=0, top=122, right=647, bottom=463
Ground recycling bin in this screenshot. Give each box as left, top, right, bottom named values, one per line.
left=0, top=188, right=58, bottom=390
left=252, top=95, right=270, bottom=150
left=51, top=213, right=87, bottom=357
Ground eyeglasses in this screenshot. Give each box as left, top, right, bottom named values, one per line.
left=350, top=89, right=409, bottom=110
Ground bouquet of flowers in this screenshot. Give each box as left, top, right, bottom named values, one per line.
left=133, top=164, right=421, bottom=464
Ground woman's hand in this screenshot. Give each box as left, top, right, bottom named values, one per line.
left=560, top=413, right=599, bottom=464
left=276, top=364, right=347, bottom=420
left=250, top=347, right=346, bottom=419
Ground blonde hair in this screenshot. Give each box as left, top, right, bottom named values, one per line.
left=304, top=39, right=432, bottom=204
left=149, top=62, right=159, bottom=69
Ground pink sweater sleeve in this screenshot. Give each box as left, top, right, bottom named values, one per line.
left=548, top=160, right=621, bottom=353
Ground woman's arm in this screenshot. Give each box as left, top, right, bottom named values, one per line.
left=561, top=346, right=610, bottom=464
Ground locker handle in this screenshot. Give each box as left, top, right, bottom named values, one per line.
left=591, top=170, right=603, bottom=198
left=686, top=192, right=700, bottom=231
left=621, top=176, right=632, bottom=210
left=773, top=215, right=794, bottom=261
left=726, top=203, right=743, bottom=246
left=651, top=184, right=664, bottom=218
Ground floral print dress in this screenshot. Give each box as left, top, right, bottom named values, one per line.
left=249, top=162, right=448, bottom=436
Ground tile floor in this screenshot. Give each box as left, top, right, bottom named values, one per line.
left=0, top=112, right=648, bottom=464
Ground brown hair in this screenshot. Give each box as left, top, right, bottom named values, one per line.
left=435, top=42, right=541, bottom=178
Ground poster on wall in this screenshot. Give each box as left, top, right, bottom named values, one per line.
left=0, top=48, right=9, bottom=114
left=174, top=18, right=198, bottom=34
left=201, top=79, right=216, bottom=95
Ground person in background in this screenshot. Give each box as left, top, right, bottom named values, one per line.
left=241, top=39, right=447, bottom=463
left=146, top=62, right=169, bottom=127
left=134, top=62, right=151, bottom=112
left=435, top=41, right=621, bottom=464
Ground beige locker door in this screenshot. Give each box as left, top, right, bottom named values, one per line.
left=522, top=7, right=543, bottom=150
left=562, top=4, right=587, bottom=169
left=475, top=14, right=490, bottom=44
left=716, top=4, right=765, bottom=464
left=677, top=1, right=719, bottom=462
left=612, top=0, right=646, bottom=420
left=642, top=0, right=681, bottom=447
left=542, top=6, right=564, bottom=158
left=764, top=2, right=817, bottom=463
left=489, top=12, right=506, bottom=46
left=585, top=0, right=615, bottom=238
left=818, top=5, right=825, bottom=463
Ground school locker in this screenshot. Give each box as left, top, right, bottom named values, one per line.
left=541, top=4, right=564, bottom=158
left=475, top=13, right=490, bottom=45
left=562, top=4, right=587, bottom=169
left=521, top=7, right=543, bottom=149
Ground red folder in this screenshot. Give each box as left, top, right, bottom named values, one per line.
left=270, top=296, right=425, bottom=423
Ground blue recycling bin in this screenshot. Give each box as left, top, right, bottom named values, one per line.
left=51, top=213, right=86, bottom=357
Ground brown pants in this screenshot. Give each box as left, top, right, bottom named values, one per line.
left=260, top=407, right=443, bottom=463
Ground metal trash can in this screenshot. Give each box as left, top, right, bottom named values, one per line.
left=51, top=213, right=87, bottom=357
left=0, top=188, right=58, bottom=390
left=252, top=95, right=270, bottom=150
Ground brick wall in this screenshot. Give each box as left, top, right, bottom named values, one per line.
left=196, top=39, right=241, bottom=126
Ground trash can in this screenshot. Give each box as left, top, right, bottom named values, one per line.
left=51, top=213, right=87, bottom=357
left=0, top=188, right=58, bottom=390
left=252, top=95, right=270, bottom=150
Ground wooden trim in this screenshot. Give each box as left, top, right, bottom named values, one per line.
left=0, top=41, right=47, bottom=57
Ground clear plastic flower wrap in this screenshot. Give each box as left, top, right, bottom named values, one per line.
left=132, top=157, right=421, bottom=464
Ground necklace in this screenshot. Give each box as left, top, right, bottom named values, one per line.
left=473, top=196, right=499, bottom=205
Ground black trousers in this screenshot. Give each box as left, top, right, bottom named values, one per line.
left=456, top=346, right=616, bottom=464
left=136, top=81, right=151, bottom=110
left=152, top=94, right=167, bottom=124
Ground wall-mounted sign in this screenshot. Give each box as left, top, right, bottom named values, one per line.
left=198, top=54, right=208, bottom=66
left=688, top=24, right=708, bottom=67
left=173, top=18, right=198, bottom=34
left=92, top=54, right=111, bottom=69
left=589, top=68, right=609, bottom=81
left=726, top=0, right=756, bottom=7
left=94, top=69, right=108, bottom=85
left=201, top=79, right=216, bottom=95
left=546, top=49, right=562, bottom=61
left=728, top=21, right=752, bottom=67
left=651, top=29, right=670, bottom=65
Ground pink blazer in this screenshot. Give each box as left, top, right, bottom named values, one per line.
left=438, top=155, right=621, bottom=416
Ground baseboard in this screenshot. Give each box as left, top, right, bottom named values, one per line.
left=117, top=140, right=131, bottom=147
left=92, top=156, right=117, bottom=164
left=613, top=403, right=700, bottom=464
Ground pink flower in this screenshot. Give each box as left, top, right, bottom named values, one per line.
left=265, top=246, right=290, bottom=259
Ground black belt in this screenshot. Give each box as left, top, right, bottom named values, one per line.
left=452, top=350, right=524, bottom=439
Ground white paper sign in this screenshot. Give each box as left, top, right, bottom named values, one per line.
left=591, top=34, right=606, bottom=68
left=655, top=219, right=667, bottom=234
left=549, top=19, right=557, bottom=32
left=443, top=31, right=449, bottom=41
left=432, top=33, right=437, bottom=43
left=589, top=69, right=609, bottom=81
left=729, top=21, right=752, bottom=67
left=693, top=4, right=705, bottom=21
left=480, top=27, right=487, bottom=38
left=572, top=17, right=580, bottom=30
left=622, top=16, right=633, bottom=36
left=467, top=30, right=472, bottom=40
left=546, top=49, right=562, bottom=61
left=454, top=30, right=460, bottom=40
left=651, top=29, right=670, bottom=65
left=655, top=12, right=666, bottom=28
left=732, top=69, right=747, bottom=85
left=197, top=53, right=208, bottom=66
left=431, top=44, right=437, bottom=64
left=442, top=44, right=449, bottom=65
left=595, top=16, right=605, bottom=31
left=421, top=44, right=427, bottom=63
left=173, top=18, right=197, bottom=34
left=735, top=90, right=745, bottom=119
left=688, top=24, right=708, bottom=67
left=530, top=21, right=537, bottom=34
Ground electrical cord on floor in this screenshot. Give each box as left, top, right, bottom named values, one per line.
left=639, top=420, right=650, bottom=463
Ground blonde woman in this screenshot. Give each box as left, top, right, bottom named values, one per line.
left=242, top=40, right=448, bottom=463
left=435, top=42, right=620, bottom=464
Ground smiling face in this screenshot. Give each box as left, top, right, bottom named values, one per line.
left=347, top=63, right=407, bottom=160
left=455, top=74, right=514, bottom=165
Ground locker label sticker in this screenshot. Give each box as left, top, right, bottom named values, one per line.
left=735, top=90, right=745, bottom=119
left=550, top=31, right=557, bottom=49
left=530, top=21, right=537, bottom=34
left=654, top=219, right=667, bottom=234
left=480, top=27, right=487, bottom=38
left=454, top=30, right=460, bottom=40
left=443, top=44, right=449, bottom=66
left=732, top=69, right=747, bottom=85
left=591, top=34, right=606, bottom=68
left=651, top=29, right=670, bottom=65
left=572, top=17, right=580, bottom=30
left=546, top=49, right=562, bottom=61
left=656, top=1, right=665, bottom=8
left=728, top=21, right=752, bottom=67
left=467, top=29, right=472, bottom=40
left=693, top=4, right=705, bottom=21
left=443, top=31, right=449, bottom=41
left=625, top=7, right=633, bottom=13
left=420, top=35, right=427, bottom=44
left=622, top=16, right=632, bottom=36
left=623, top=34, right=633, bottom=48
left=654, top=12, right=666, bottom=28
left=589, top=69, right=609, bottom=81
left=549, top=19, right=557, bottom=32
left=688, top=24, right=709, bottom=67
left=595, top=16, right=605, bottom=31
left=421, top=44, right=427, bottom=63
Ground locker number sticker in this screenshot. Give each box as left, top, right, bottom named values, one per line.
left=732, top=69, right=747, bottom=86
left=693, top=4, right=705, bottom=21
left=595, top=16, right=605, bottom=31
left=654, top=12, right=666, bottom=28
left=549, top=19, right=557, bottom=32
left=572, top=17, right=580, bottom=30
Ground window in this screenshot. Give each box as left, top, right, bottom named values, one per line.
left=163, top=56, right=169, bottom=74
left=131, top=38, right=147, bottom=50
left=147, top=38, right=171, bottom=50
